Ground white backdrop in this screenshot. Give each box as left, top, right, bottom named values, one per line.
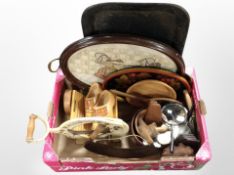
left=0, top=0, right=233, bottom=174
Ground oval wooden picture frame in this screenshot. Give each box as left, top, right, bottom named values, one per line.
left=59, top=35, right=185, bottom=89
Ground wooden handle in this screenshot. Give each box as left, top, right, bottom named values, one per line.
left=110, top=89, right=149, bottom=102
left=110, top=89, right=181, bottom=104
left=26, top=114, right=38, bottom=143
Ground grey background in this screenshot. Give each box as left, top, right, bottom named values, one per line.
left=0, top=0, right=233, bottom=174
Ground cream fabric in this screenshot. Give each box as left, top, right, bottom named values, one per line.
left=68, top=44, right=177, bottom=85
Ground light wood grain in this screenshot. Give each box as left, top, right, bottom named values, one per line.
left=70, top=90, right=85, bottom=131
left=26, top=114, right=38, bottom=143
left=127, top=80, right=177, bottom=100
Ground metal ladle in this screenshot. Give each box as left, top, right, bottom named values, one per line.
left=161, top=103, right=188, bottom=153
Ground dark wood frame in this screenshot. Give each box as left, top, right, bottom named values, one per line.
left=59, top=35, right=185, bottom=89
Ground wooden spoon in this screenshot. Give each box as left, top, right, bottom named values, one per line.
left=110, top=89, right=180, bottom=107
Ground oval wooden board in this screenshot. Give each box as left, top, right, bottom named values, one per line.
left=126, top=80, right=176, bottom=105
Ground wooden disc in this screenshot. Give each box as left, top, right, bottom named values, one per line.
left=126, top=80, right=176, bottom=106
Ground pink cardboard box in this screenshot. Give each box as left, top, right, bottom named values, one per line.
left=42, top=68, right=211, bottom=172
left=37, top=3, right=211, bottom=171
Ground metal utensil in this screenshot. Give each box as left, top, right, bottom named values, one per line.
left=162, top=103, right=188, bottom=153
